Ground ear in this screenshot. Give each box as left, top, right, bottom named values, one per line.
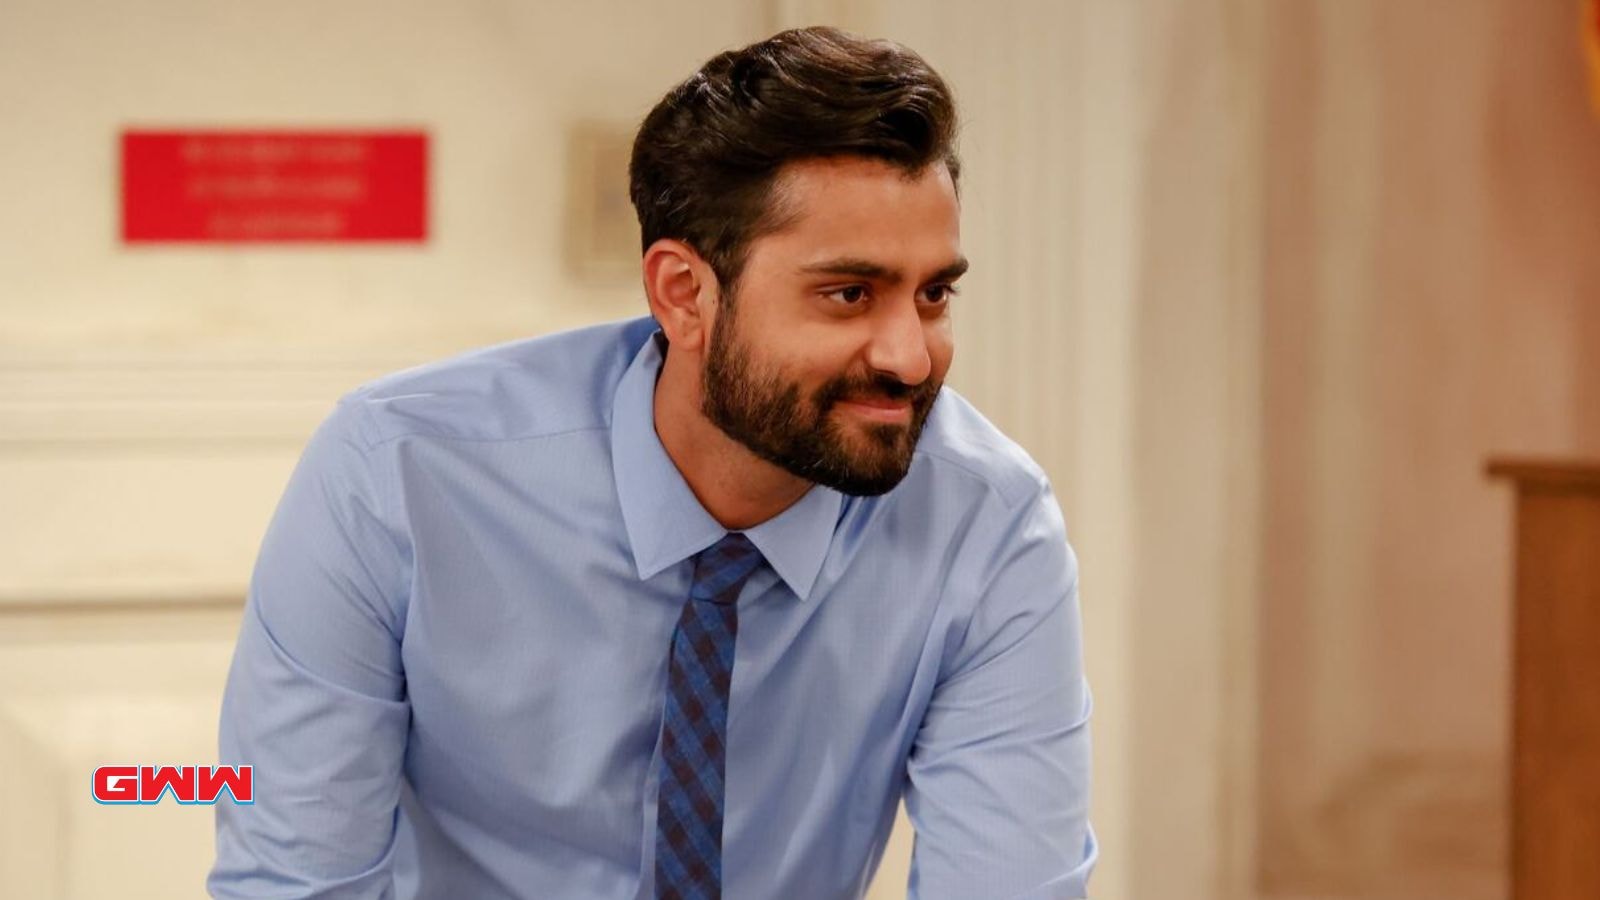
left=642, top=238, right=718, bottom=353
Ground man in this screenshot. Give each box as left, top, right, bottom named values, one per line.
left=209, top=25, right=1096, bottom=900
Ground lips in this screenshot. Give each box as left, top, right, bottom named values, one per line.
left=835, top=395, right=915, bottom=424
left=839, top=395, right=911, bottom=410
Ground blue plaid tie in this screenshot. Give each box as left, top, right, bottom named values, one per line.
left=653, top=532, right=764, bottom=900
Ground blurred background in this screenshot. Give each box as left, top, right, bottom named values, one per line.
left=3, top=0, right=1598, bottom=897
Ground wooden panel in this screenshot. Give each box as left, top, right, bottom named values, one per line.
left=1491, top=461, right=1600, bottom=899
left=1504, top=478, right=1600, bottom=898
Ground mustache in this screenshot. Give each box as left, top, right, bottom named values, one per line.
left=814, top=372, right=938, bottom=409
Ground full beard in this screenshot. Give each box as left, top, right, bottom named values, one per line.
left=700, top=298, right=940, bottom=497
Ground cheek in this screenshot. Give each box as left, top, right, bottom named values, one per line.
left=777, top=333, right=863, bottom=380
left=759, top=346, right=841, bottom=398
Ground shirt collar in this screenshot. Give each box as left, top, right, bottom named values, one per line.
left=610, top=328, right=842, bottom=601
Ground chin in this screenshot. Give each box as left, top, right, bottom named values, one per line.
left=831, top=452, right=918, bottom=497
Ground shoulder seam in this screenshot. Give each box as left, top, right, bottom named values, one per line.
left=336, top=389, right=609, bottom=451
left=362, top=422, right=609, bottom=453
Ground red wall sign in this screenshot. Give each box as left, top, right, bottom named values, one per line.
left=121, top=130, right=428, bottom=243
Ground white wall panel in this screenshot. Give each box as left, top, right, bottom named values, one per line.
left=0, top=603, right=242, bottom=898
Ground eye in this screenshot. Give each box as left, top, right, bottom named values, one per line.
left=824, top=285, right=870, bottom=305
left=922, top=283, right=960, bottom=304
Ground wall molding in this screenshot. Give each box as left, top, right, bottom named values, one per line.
left=0, top=357, right=412, bottom=449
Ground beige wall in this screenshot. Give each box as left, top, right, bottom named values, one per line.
left=1257, top=2, right=1600, bottom=898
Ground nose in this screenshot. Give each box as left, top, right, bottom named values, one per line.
left=862, top=298, right=933, bottom=388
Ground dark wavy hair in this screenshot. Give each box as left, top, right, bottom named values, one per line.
left=628, top=26, right=961, bottom=294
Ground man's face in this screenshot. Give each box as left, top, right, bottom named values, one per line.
left=700, top=155, right=963, bottom=497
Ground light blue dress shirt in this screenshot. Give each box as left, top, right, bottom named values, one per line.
left=209, top=315, right=1096, bottom=899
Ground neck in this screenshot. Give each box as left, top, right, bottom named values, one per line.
left=652, top=347, right=813, bottom=530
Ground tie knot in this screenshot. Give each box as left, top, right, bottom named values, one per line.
left=689, top=532, right=765, bottom=605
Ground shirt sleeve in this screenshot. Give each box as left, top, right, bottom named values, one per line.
left=209, top=398, right=412, bottom=899
left=903, top=478, right=1098, bottom=900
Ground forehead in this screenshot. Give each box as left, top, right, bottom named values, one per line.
left=753, top=156, right=961, bottom=265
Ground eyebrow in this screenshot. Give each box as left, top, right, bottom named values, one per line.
left=798, top=256, right=969, bottom=284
